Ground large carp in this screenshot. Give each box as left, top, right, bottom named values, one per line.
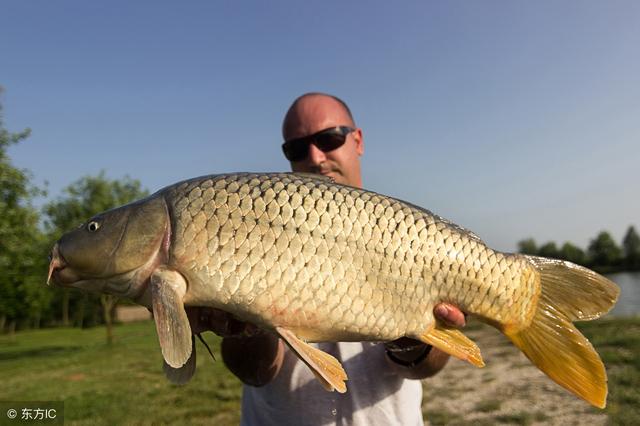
left=47, top=172, right=618, bottom=408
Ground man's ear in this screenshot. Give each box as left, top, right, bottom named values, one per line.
left=354, top=128, right=364, bottom=155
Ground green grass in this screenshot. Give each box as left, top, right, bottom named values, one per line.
left=0, top=321, right=241, bottom=425
left=577, top=316, right=640, bottom=425
left=1, top=316, right=638, bottom=425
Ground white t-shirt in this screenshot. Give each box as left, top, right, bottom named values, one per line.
left=240, top=342, right=424, bottom=426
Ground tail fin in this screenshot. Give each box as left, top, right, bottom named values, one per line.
left=503, top=256, right=619, bottom=408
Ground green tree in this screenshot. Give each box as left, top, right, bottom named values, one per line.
left=559, top=242, right=586, bottom=266
left=622, top=225, right=640, bottom=270
left=517, top=238, right=537, bottom=255
left=44, top=172, right=148, bottom=342
left=538, top=241, right=559, bottom=259
left=588, top=231, right=622, bottom=269
left=0, top=87, right=48, bottom=333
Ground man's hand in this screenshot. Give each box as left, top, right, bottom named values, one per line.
left=184, top=307, right=284, bottom=386
left=434, top=302, right=466, bottom=328
left=185, top=307, right=259, bottom=337
left=384, top=302, right=466, bottom=378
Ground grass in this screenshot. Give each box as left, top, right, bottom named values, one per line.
left=493, top=411, right=534, bottom=425
left=423, top=408, right=464, bottom=425
left=1, top=316, right=638, bottom=425
left=475, top=398, right=501, bottom=413
left=577, top=316, right=640, bottom=425
left=0, top=321, right=241, bottom=425
left=481, top=372, right=495, bottom=383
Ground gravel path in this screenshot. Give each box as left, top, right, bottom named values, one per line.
left=421, top=323, right=608, bottom=425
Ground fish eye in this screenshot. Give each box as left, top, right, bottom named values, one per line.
left=87, top=220, right=101, bottom=232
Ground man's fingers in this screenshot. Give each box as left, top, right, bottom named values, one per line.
left=186, top=307, right=233, bottom=336
left=434, top=303, right=466, bottom=328
left=208, top=308, right=232, bottom=322
left=185, top=307, right=261, bottom=337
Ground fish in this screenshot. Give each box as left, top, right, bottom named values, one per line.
left=47, top=172, right=619, bottom=408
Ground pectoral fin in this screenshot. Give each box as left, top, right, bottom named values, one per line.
left=151, top=267, right=192, bottom=369
left=417, top=322, right=484, bottom=367
left=276, top=327, right=348, bottom=393
left=163, top=336, right=196, bottom=385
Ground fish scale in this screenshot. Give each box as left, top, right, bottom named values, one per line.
left=166, top=173, right=534, bottom=339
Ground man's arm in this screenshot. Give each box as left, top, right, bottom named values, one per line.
left=185, top=307, right=285, bottom=387
left=221, top=333, right=285, bottom=386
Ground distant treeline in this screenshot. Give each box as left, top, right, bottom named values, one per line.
left=1, top=88, right=150, bottom=335
left=517, top=226, right=640, bottom=273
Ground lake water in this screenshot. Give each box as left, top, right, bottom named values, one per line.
left=606, top=271, right=640, bottom=317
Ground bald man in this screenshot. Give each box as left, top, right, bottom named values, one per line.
left=220, top=93, right=466, bottom=425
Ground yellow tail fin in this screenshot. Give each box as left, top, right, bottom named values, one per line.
left=504, top=256, right=619, bottom=408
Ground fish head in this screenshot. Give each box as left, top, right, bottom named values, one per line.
left=48, top=196, right=169, bottom=299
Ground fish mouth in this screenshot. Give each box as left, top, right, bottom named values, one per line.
left=47, top=244, right=74, bottom=286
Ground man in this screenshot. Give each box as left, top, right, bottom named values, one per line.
left=219, top=93, right=466, bottom=425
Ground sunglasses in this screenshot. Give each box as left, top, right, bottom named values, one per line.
left=282, top=126, right=355, bottom=162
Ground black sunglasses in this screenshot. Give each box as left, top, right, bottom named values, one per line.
left=282, top=126, right=355, bottom=162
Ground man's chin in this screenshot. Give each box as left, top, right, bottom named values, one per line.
left=293, top=168, right=344, bottom=184
left=320, top=171, right=343, bottom=184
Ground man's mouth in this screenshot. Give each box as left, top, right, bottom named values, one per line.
left=319, top=168, right=339, bottom=177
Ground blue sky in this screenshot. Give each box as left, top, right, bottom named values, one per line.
left=2, top=1, right=638, bottom=252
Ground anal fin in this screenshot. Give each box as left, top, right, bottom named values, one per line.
left=418, top=322, right=485, bottom=367
left=276, top=327, right=348, bottom=393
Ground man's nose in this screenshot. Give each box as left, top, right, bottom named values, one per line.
left=307, top=143, right=326, bottom=165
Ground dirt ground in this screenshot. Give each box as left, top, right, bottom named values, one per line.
left=421, top=323, right=607, bottom=425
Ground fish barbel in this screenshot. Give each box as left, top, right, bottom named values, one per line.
left=47, top=172, right=619, bottom=407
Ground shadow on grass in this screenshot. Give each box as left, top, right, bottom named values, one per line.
left=0, top=346, right=81, bottom=361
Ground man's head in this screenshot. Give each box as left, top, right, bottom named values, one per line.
left=282, top=93, right=364, bottom=188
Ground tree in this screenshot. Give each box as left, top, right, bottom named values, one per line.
left=44, top=172, right=148, bottom=342
left=622, top=225, right=640, bottom=270
left=517, top=238, right=537, bottom=255
left=559, top=242, right=586, bottom=266
left=538, top=241, right=559, bottom=259
left=588, top=231, right=622, bottom=269
left=0, top=87, right=48, bottom=333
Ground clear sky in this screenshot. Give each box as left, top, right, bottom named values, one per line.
left=1, top=1, right=638, bottom=252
